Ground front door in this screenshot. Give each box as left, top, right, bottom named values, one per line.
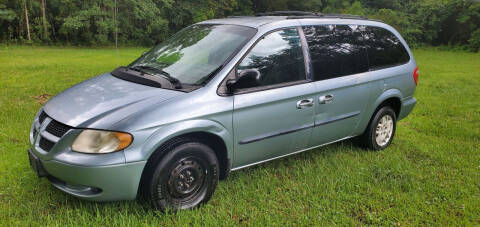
left=231, top=28, right=315, bottom=168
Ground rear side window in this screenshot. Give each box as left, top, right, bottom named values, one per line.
left=303, top=25, right=368, bottom=81
left=362, top=26, right=410, bottom=69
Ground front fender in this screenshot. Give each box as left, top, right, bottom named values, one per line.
left=124, top=119, right=233, bottom=163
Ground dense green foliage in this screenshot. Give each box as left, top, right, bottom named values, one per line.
left=1, top=0, right=480, bottom=50
left=1, top=46, right=479, bottom=225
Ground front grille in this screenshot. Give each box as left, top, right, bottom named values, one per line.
left=39, top=137, right=55, bottom=152
left=35, top=113, right=72, bottom=152
left=46, top=120, right=71, bottom=137
left=39, top=111, right=47, bottom=124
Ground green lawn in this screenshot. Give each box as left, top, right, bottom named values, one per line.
left=0, top=46, right=479, bottom=226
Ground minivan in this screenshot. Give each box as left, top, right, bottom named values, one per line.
left=28, top=12, right=418, bottom=211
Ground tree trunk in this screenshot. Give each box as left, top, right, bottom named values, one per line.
left=41, top=0, right=48, bottom=39
left=23, top=0, right=31, bottom=41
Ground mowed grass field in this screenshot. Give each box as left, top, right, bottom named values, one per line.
left=0, top=46, right=479, bottom=226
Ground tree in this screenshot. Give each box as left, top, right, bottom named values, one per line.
left=23, top=0, right=30, bottom=41
left=0, top=0, right=479, bottom=51
left=0, top=1, right=17, bottom=40
left=40, top=0, right=47, bottom=39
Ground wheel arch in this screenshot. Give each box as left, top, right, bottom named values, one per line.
left=374, top=97, right=401, bottom=119
left=372, top=89, right=403, bottom=118
left=139, top=119, right=233, bottom=183
left=355, top=89, right=403, bottom=135
left=170, top=131, right=231, bottom=180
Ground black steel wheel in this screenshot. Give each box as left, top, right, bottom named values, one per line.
left=167, top=157, right=206, bottom=201
left=146, top=140, right=219, bottom=212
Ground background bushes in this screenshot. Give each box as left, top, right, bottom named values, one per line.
left=1, top=0, right=479, bottom=51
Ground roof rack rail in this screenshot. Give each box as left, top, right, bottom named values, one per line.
left=227, top=15, right=253, bottom=18
left=254, top=11, right=317, bottom=17
left=226, top=11, right=383, bottom=22
left=287, top=13, right=382, bottom=22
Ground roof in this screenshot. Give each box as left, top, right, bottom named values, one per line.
left=198, top=12, right=383, bottom=28
left=199, top=16, right=287, bottom=28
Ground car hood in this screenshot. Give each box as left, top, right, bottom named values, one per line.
left=43, top=73, right=183, bottom=128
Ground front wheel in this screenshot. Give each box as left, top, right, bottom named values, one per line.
left=147, top=141, right=219, bottom=212
left=361, top=106, right=397, bottom=150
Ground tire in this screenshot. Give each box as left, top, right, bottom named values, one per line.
left=361, top=106, right=397, bottom=150
left=145, top=140, right=219, bottom=212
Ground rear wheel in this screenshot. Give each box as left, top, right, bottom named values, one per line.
left=361, top=106, right=397, bottom=150
left=146, top=141, right=219, bottom=212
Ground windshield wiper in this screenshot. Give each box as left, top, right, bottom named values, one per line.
left=130, top=65, right=182, bottom=89
left=112, top=67, right=164, bottom=88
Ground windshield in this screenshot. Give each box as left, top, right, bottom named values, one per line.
left=129, top=24, right=256, bottom=85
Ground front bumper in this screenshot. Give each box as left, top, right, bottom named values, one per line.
left=28, top=149, right=146, bottom=201
left=28, top=110, right=148, bottom=201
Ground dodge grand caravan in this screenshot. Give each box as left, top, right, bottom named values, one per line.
left=28, top=12, right=418, bottom=211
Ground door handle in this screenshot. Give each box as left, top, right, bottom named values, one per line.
left=296, top=98, right=314, bottom=109
left=319, top=94, right=334, bottom=104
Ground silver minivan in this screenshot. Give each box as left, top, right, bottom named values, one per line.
left=28, top=12, right=418, bottom=211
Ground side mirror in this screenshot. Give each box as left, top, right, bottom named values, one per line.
left=226, top=69, right=261, bottom=92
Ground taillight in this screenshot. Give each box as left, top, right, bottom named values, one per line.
left=413, top=66, right=419, bottom=85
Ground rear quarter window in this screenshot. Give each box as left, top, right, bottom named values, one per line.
left=362, top=26, right=410, bottom=70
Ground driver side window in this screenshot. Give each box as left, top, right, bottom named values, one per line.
left=235, top=28, right=306, bottom=90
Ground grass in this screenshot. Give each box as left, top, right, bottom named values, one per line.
left=0, top=45, right=479, bottom=226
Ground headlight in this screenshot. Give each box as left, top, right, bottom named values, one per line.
left=72, top=130, right=133, bottom=154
